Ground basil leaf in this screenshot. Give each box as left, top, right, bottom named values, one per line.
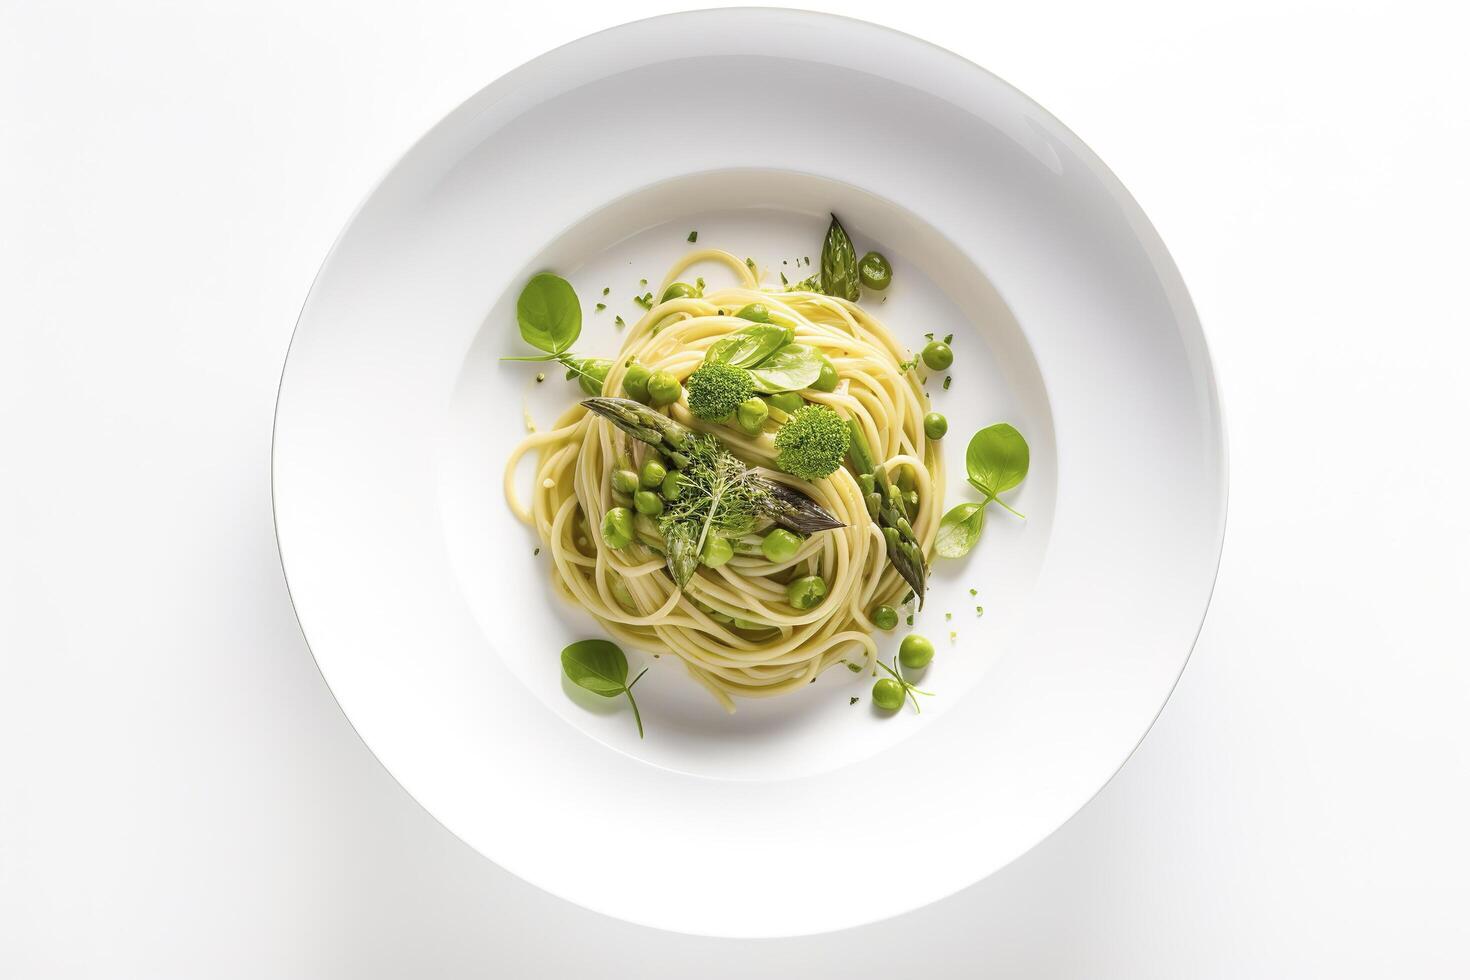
left=706, top=324, right=793, bottom=368
left=517, top=273, right=581, bottom=355
left=561, top=639, right=628, bottom=697
left=748, top=344, right=823, bottom=393
left=935, top=502, right=986, bottom=559
left=820, top=214, right=860, bottom=302
left=965, top=423, right=1030, bottom=499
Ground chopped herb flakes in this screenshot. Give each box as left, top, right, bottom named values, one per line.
left=943, top=333, right=954, bottom=344
left=976, top=606, right=985, bottom=616
left=639, top=278, right=648, bottom=286
left=846, top=662, right=862, bottom=673
left=949, top=630, right=957, bottom=641
left=780, top=271, right=788, bottom=285
left=602, top=287, right=610, bottom=296
left=969, top=588, right=978, bottom=596
left=535, top=372, right=545, bottom=383
left=635, top=293, right=653, bottom=309
left=533, top=547, right=540, bottom=555
left=687, top=230, right=698, bottom=242
left=614, top=315, right=626, bottom=328
left=943, top=375, right=952, bottom=390
left=924, top=332, right=935, bottom=341
left=849, top=696, right=860, bottom=705
left=595, top=303, right=606, bottom=312
left=945, top=612, right=952, bottom=621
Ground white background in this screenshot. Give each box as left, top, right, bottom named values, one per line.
left=3, top=0, right=1468, bottom=976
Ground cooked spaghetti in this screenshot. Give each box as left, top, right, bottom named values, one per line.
left=504, top=247, right=942, bottom=710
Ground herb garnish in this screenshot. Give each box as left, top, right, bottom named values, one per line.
left=687, top=230, right=698, bottom=242
left=935, top=423, right=1029, bottom=559
left=503, top=274, right=611, bottom=395
left=561, top=639, right=648, bottom=738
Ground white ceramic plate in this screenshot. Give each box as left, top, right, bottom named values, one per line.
left=273, top=10, right=1226, bottom=937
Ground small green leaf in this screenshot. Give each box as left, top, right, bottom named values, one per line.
left=516, top=273, right=581, bottom=355
left=965, top=423, right=1029, bottom=499
left=935, top=502, right=985, bottom=558
left=820, top=214, right=860, bottom=302
left=706, top=324, right=794, bottom=368
left=747, top=343, right=823, bottom=393
left=561, top=639, right=628, bottom=697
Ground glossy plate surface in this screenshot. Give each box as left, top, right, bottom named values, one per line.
left=274, top=9, right=1225, bottom=937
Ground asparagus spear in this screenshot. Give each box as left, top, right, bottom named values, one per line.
left=581, top=397, right=844, bottom=535
left=846, top=419, right=926, bottom=605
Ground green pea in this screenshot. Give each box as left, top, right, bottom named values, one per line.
left=859, top=251, right=893, bottom=291
left=573, top=358, right=611, bottom=397
left=761, top=528, right=802, bottom=563
left=661, top=281, right=701, bottom=302
left=610, top=468, right=640, bottom=494
left=633, top=490, right=664, bottom=516
left=610, top=575, right=637, bottom=612
left=920, top=341, right=953, bottom=371
left=735, top=396, right=769, bottom=436
left=786, top=575, right=828, bottom=609
left=639, top=459, right=667, bottom=489
left=872, top=677, right=905, bottom=711
left=735, top=303, right=770, bottom=322
left=622, top=362, right=652, bottom=403
left=899, top=633, right=934, bottom=669
left=660, top=470, right=685, bottom=501
left=600, top=507, right=634, bottom=550
left=811, top=354, right=838, bottom=392
left=766, top=391, right=804, bottom=414
left=701, top=535, right=734, bottom=568
left=923, top=412, right=948, bottom=440
left=647, top=370, right=681, bottom=407
left=871, top=605, right=899, bottom=631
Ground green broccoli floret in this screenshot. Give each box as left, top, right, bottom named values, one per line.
left=774, top=405, right=851, bottom=480
left=686, top=361, right=755, bottom=420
